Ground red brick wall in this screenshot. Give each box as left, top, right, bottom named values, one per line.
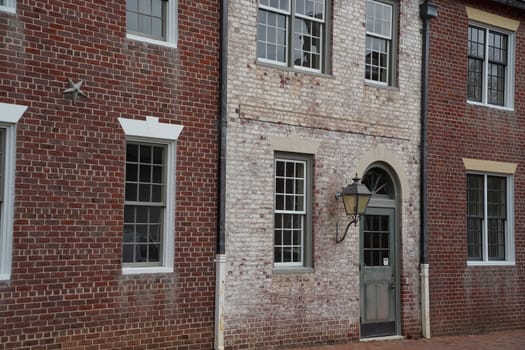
left=0, top=1, right=219, bottom=349
left=427, top=0, right=525, bottom=335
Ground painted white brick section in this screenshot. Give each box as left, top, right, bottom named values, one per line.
left=225, top=0, right=423, bottom=348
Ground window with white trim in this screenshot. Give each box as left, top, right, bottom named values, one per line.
left=257, top=0, right=329, bottom=73
left=0, top=102, right=26, bottom=281
left=124, top=142, right=166, bottom=266
left=467, top=173, right=514, bottom=263
left=274, top=153, right=312, bottom=268
left=365, top=0, right=397, bottom=85
left=119, top=117, right=183, bottom=274
left=467, top=23, right=514, bottom=107
left=0, top=0, right=16, bottom=13
left=126, top=0, right=178, bottom=48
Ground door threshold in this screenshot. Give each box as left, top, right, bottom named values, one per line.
left=360, top=335, right=404, bottom=342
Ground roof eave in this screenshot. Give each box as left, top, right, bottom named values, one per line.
left=489, top=0, right=525, bottom=11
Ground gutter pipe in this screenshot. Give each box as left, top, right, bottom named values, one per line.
left=215, top=0, right=228, bottom=349
left=419, top=0, right=437, bottom=339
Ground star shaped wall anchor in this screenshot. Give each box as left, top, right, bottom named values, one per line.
left=63, top=78, right=87, bottom=103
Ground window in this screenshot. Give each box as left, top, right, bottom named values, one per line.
left=365, top=0, right=397, bottom=85
left=257, top=0, right=328, bottom=73
left=126, top=0, right=178, bottom=48
left=468, top=24, right=514, bottom=107
left=119, top=116, right=183, bottom=274
left=467, top=173, right=514, bottom=264
left=0, top=0, right=16, bottom=13
left=124, top=143, right=166, bottom=266
left=0, top=102, right=26, bottom=281
left=274, top=154, right=312, bottom=268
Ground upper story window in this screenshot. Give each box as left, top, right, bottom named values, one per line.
left=467, top=173, right=514, bottom=264
left=126, top=0, right=178, bottom=48
left=257, top=0, right=329, bottom=73
left=467, top=24, right=514, bottom=108
left=0, top=0, right=16, bottom=13
left=365, top=0, right=397, bottom=86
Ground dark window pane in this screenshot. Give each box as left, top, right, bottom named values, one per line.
left=123, top=225, right=134, bottom=243
left=139, top=164, right=151, bottom=182
left=152, top=185, right=162, bottom=202
left=136, top=207, right=148, bottom=223
left=125, top=183, right=137, bottom=201
left=136, top=244, right=148, bottom=262
left=283, top=231, right=292, bottom=245
left=275, top=247, right=282, bottom=263
left=123, top=244, right=134, bottom=263
left=126, top=164, right=138, bottom=182
left=126, top=144, right=138, bottom=162
left=124, top=206, right=134, bottom=223
left=140, top=145, right=151, bottom=163
left=150, top=207, right=162, bottom=223
left=139, top=184, right=151, bottom=202
left=152, top=166, right=163, bottom=183
left=149, top=244, right=160, bottom=262
left=274, top=229, right=282, bottom=245
left=153, top=147, right=164, bottom=164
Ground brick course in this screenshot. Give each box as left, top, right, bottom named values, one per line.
left=427, top=0, right=525, bottom=336
left=0, top=1, right=219, bottom=349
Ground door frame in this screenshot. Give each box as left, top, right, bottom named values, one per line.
left=359, top=164, right=401, bottom=339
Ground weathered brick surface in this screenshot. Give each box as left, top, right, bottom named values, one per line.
left=0, top=1, right=219, bottom=349
left=427, top=0, right=525, bottom=336
left=224, top=1, right=423, bottom=348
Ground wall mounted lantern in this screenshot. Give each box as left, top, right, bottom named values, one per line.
left=335, top=175, right=373, bottom=243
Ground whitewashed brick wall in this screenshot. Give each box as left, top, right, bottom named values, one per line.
left=225, top=0, right=423, bottom=348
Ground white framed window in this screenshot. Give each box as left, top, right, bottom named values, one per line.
left=467, top=173, right=514, bottom=265
left=0, top=0, right=16, bottom=14
left=126, top=0, right=178, bottom=49
left=467, top=23, right=515, bottom=108
left=0, top=102, right=27, bottom=281
left=257, top=0, right=328, bottom=73
left=273, top=153, right=312, bottom=268
left=365, top=0, right=397, bottom=85
left=119, top=116, right=183, bottom=275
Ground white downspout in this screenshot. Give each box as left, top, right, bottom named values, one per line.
left=214, top=254, right=226, bottom=350
left=421, top=263, right=431, bottom=338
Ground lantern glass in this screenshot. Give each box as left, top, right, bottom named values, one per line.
left=357, top=192, right=372, bottom=215
left=342, top=193, right=357, bottom=216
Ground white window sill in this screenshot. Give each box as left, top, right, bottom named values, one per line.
left=467, top=100, right=514, bottom=112
left=365, top=79, right=389, bottom=87
left=122, top=266, right=174, bottom=275
left=0, top=273, right=11, bottom=281
left=0, top=6, right=16, bottom=14
left=467, top=260, right=515, bottom=267
left=126, top=33, right=177, bottom=49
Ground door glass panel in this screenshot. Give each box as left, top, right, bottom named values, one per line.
left=363, top=215, right=390, bottom=266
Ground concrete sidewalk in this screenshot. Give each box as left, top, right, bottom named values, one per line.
left=287, top=329, right=525, bottom=350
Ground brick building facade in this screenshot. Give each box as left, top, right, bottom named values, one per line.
left=427, top=0, right=525, bottom=336
left=0, top=1, right=219, bottom=349
left=223, top=0, right=424, bottom=348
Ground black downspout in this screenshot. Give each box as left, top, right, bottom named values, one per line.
left=419, top=0, right=437, bottom=265
left=214, top=1, right=228, bottom=349
left=419, top=0, right=437, bottom=338
left=218, top=0, right=227, bottom=256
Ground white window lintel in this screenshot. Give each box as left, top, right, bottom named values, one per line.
left=118, top=116, right=183, bottom=141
